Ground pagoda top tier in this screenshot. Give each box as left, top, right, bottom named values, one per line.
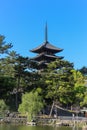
left=30, top=23, right=63, bottom=54
left=30, top=41, right=63, bottom=54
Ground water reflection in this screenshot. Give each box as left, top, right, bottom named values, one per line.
left=72, top=126, right=82, bottom=130
left=0, top=125, right=82, bottom=130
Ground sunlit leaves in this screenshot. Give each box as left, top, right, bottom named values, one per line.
left=18, top=91, right=44, bottom=121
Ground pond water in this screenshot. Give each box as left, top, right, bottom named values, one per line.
left=0, top=125, right=82, bottom=130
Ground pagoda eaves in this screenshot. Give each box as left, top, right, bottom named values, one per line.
left=30, top=41, right=63, bottom=54
left=31, top=53, right=63, bottom=61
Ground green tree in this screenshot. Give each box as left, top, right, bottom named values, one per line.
left=80, top=92, right=87, bottom=107
left=79, top=66, right=87, bottom=76
left=0, top=51, right=17, bottom=77
left=0, top=35, right=12, bottom=55
left=0, top=49, right=38, bottom=111
left=13, top=55, right=31, bottom=110
left=72, top=70, right=86, bottom=107
left=44, top=59, right=75, bottom=107
left=18, top=91, right=44, bottom=121
left=0, top=51, right=28, bottom=110
left=0, top=51, right=18, bottom=110
left=0, top=99, right=8, bottom=113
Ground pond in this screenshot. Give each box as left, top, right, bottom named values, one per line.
left=0, top=125, right=82, bottom=130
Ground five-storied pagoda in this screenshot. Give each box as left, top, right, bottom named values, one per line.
left=30, top=24, right=63, bottom=69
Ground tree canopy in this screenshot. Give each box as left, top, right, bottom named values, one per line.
left=18, top=90, right=44, bottom=121
left=0, top=34, right=87, bottom=115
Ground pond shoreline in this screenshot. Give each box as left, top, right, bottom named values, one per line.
left=0, top=116, right=87, bottom=127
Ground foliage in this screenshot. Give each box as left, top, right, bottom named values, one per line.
left=0, top=99, right=8, bottom=112
left=0, top=35, right=12, bottom=54
left=42, top=60, right=87, bottom=108
left=43, top=59, right=75, bottom=106
left=80, top=92, right=87, bottom=107
left=72, top=70, right=86, bottom=106
left=0, top=50, right=32, bottom=110
left=18, top=91, right=44, bottom=121
left=0, top=76, right=15, bottom=99
left=79, top=66, right=87, bottom=76
left=0, top=34, right=87, bottom=112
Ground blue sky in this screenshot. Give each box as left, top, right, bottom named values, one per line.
left=0, top=0, right=87, bottom=69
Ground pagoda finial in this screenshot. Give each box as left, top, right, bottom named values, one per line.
left=45, top=22, right=48, bottom=42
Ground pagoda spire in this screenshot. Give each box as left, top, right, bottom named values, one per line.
left=45, top=22, right=48, bottom=42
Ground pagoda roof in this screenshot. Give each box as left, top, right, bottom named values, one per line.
left=31, top=53, right=63, bottom=61
left=30, top=23, right=64, bottom=70
left=30, top=41, right=63, bottom=54
left=30, top=23, right=63, bottom=54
